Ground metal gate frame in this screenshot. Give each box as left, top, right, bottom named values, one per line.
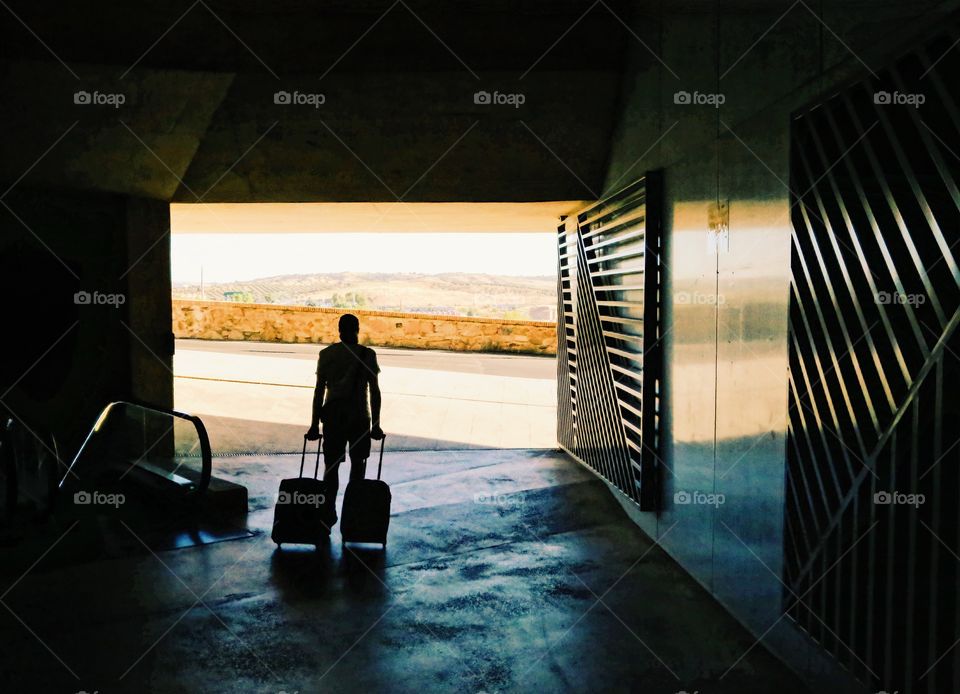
left=785, top=21, right=960, bottom=692
left=557, top=171, right=663, bottom=511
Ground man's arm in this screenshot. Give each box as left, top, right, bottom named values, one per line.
left=370, top=373, right=383, bottom=438
left=306, top=359, right=326, bottom=439
left=368, top=350, right=384, bottom=439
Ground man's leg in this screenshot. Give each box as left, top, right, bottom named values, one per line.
left=322, top=427, right=347, bottom=521
left=347, top=420, right=372, bottom=482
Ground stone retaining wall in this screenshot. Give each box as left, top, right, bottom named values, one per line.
left=172, top=300, right=557, bottom=355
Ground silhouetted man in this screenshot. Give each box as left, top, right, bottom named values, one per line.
left=306, top=313, right=384, bottom=524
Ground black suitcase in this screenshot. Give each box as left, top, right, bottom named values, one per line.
left=340, top=436, right=391, bottom=548
left=271, top=435, right=333, bottom=548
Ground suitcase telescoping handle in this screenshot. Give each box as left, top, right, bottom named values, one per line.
left=376, top=435, right=386, bottom=481
left=300, top=434, right=322, bottom=479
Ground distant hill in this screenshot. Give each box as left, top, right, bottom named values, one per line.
left=173, top=271, right=557, bottom=320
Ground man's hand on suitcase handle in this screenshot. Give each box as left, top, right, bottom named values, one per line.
left=308, top=424, right=381, bottom=440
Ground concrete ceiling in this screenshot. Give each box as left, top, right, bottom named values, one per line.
left=170, top=201, right=587, bottom=233
left=0, top=1, right=636, bottom=202
left=0, top=1, right=634, bottom=74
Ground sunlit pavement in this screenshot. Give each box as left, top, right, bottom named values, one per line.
left=173, top=339, right=557, bottom=454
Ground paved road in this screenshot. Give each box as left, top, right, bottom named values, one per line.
left=174, top=339, right=557, bottom=454
left=178, top=339, right=556, bottom=379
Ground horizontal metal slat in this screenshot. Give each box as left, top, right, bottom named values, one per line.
left=580, top=207, right=647, bottom=239
left=606, top=346, right=642, bottom=362
left=610, top=363, right=641, bottom=379
left=586, top=248, right=645, bottom=265
left=599, top=315, right=644, bottom=328
left=595, top=300, right=641, bottom=309
left=618, top=397, right=644, bottom=419
left=582, top=225, right=646, bottom=250
left=578, top=183, right=647, bottom=224
left=603, top=330, right=643, bottom=342
left=622, top=418, right=643, bottom=437
left=616, top=383, right=644, bottom=403
left=591, top=266, right=644, bottom=279
left=593, top=284, right=645, bottom=293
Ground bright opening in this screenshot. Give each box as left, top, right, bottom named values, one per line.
left=170, top=202, right=581, bottom=454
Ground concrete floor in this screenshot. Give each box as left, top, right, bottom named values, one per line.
left=0, top=448, right=807, bottom=693
left=173, top=339, right=557, bottom=453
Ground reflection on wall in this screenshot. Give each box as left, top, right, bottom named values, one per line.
left=592, top=1, right=952, bottom=689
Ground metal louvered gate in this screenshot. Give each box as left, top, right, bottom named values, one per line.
left=785, top=23, right=960, bottom=693
left=557, top=173, right=663, bottom=511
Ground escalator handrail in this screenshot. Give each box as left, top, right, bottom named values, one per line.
left=60, top=400, right=212, bottom=497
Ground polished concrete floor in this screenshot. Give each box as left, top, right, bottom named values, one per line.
left=0, top=449, right=807, bottom=693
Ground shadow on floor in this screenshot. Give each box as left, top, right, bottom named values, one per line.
left=193, top=413, right=502, bottom=455
left=268, top=540, right=389, bottom=600
left=0, top=449, right=809, bottom=693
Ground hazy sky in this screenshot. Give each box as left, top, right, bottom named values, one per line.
left=171, top=233, right=557, bottom=284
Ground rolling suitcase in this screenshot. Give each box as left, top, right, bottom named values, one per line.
left=271, top=435, right=333, bottom=548
left=340, top=436, right=391, bottom=548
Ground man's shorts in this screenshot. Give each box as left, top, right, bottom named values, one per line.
left=322, top=416, right=372, bottom=465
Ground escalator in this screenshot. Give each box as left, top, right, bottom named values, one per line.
left=1, top=401, right=250, bottom=562
left=60, top=400, right=213, bottom=511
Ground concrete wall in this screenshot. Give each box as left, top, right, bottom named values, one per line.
left=0, top=188, right=173, bottom=457
left=598, top=1, right=960, bottom=691
left=173, top=300, right=557, bottom=355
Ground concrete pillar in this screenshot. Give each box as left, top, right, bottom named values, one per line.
left=124, top=197, right=173, bottom=409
